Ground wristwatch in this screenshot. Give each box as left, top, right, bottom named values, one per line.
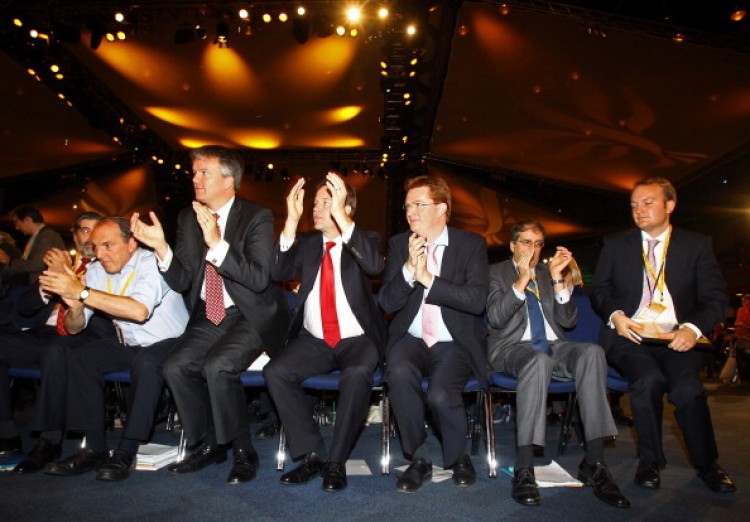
left=78, top=286, right=91, bottom=302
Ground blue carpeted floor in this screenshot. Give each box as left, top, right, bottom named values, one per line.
left=1, top=380, right=746, bottom=521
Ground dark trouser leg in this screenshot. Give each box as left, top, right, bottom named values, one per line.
left=0, top=329, right=50, bottom=430
left=264, top=334, right=337, bottom=460
left=386, top=335, right=429, bottom=458
left=122, top=338, right=177, bottom=443
left=424, top=341, right=473, bottom=468
left=607, top=339, right=668, bottom=466
left=329, top=336, right=378, bottom=463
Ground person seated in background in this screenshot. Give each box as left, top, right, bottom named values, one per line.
left=0, top=212, right=116, bottom=469
left=733, top=295, right=750, bottom=350
left=0, top=206, right=64, bottom=288
left=486, top=220, right=628, bottom=508
left=264, top=172, right=385, bottom=492
left=39, top=217, right=188, bottom=481
left=378, top=175, right=488, bottom=493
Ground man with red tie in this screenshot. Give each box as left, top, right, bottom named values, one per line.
left=0, top=212, right=117, bottom=471
left=264, top=172, right=385, bottom=492
left=379, top=175, right=489, bottom=493
left=131, top=145, right=289, bottom=485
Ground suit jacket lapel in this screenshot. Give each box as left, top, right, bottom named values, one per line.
left=440, top=229, right=457, bottom=279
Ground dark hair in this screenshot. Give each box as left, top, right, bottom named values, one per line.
left=96, top=216, right=134, bottom=241
left=634, top=177, right=677, bottom=203
left=404, top=175, right=452, bottom=221
left=72, top=212, right=102, bottom=231
left=314, top=177, right=357, bottom=216
left=11, top=206, right=44, bottom=223
left=189, top=145, right=244, bottom=190
left=510, top=220, right=546, bottom=242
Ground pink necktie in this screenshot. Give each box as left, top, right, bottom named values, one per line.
left=320, top=241, right=340, bottom=347
left=422, top=244, right=440, bottom=347
left=639, top=239, right=659, bottom=310
left=204, top=214, right=226, bottom=325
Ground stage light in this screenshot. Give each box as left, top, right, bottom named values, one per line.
left=13, top=18, right=22, bottom=27
left=214, top=21, right=230, bottom=48
left=50, top=64, right=60, bottom=73
left=116, top=30, right=126, bottom=40
left=279, top=12, right=288, bottom=22
left=29, top=28, right=39, bottom=38
left=114, top=12, right=125, bottom=23
left=346, top=7, right=361, bottom=23
left=106, top=32, right=115, bottom=42
left=731, top=9, right=747, bottom=22
left=297, top=6, right=306, bottom=16
left=263, top=13, right=272, bottom=23
left=239, top=8, right=250, bottom=20
left=406, top=25, right=416, bottom=36
left=350, top=28, right=358, bottom=37
left=336, top=25, right=345, bottom=36
left=378, top=8, right=389, bottom=19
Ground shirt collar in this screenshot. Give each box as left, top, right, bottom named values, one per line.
left=429, top=226, right=449, bottom=248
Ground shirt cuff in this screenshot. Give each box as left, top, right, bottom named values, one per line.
left=402, top=264, right=416, bottom=287
left=157, top=247, right=173, bottom=271
left=279, top=233, right=294, bottom=252
left=607, top=310, right=625, bottom=329
left=681, top=322, right=703, bottom=339
left=206, top=239, right=229, bottom=266
left=341, top=222, right=355, bottom=243
left=555, top=287, right=571, bottom=304
left=512, top=286, right=526, bottom=300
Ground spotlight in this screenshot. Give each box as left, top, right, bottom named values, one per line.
left=239, top=8, right=250, bottom=20
left=214, top=21, right=230, bottom=47
left=114, top=12, right=125, bottom=23
left=731, top=9, right=747, bottom=22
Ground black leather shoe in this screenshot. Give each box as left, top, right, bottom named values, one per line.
left=0, top=435, right=22, bottom=456
left=396, top=458, right=432, bottom=493
left=96, top=449, right=135, bottom=482
left=13, top=437, right=61, bottom=474
left=254, top=420, right=279, bottom=440
left=578, top=460, right=631, bottom=508
left=634, top=460, right=660, bottom=489
left=321, top=461, right=347, bottom=492
left=44, top=448, right=108, bottom=476
left=280, top=452, right=324, bottom=485
left=452, top=454, right=476, bottom=487
left=168, top=444, right=228, bottom=475
left=512, top=467, right=540, bottom=506
left=698, top=463, right=737, bottom=493
left=227, top=448, right=259, bottom=484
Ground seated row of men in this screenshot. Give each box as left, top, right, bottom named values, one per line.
left=0, top=145, right=736, bottom=509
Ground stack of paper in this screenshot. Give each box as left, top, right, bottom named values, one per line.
left=500, top=460, right=583, bottom=487
left=136, top=443, right=179, bottom=471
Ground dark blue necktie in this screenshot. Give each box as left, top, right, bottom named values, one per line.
left=525, top=280, right=551, bottom=355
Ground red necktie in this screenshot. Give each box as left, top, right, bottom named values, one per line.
left=320, top=241, right=340, bottom=347
left=204, top=214, right=226, bottom=325
left=422, top=244, right=440, bottom=347
left=55, top=257, right=91, bottom=336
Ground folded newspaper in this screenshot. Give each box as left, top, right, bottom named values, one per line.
left=501, top=460, right=583, bottom=487
left=136, top=443, right=179, bottom=470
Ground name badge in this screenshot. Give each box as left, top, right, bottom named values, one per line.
left=634, top=301, right=667, bottom=322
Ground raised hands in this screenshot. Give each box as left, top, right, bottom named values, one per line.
left=547, top=246, right=573, bottom=280
left=43, top=248, right=73, bottom=274
left=326, top=171, right=352, bottom=232
left=282, top=177, right=306, bottom=241
left=130, top=211, right=169, bottom=259
left=192, top=201, right=221, bottom=249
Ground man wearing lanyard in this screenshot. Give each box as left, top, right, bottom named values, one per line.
left=264, top=172, right=385, bottom=492
left=39, top=217, right=188, bottom=481
left=0, top=212, right=113, bottom=469
left=379, top=175, right=488, bottom=493
left=591, top=177, right=735, bottom=493
left=130, top=145, right=289, bottom=485
left=486, top=220, right=628, bottom=508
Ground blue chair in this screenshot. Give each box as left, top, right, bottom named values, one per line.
left=606, top=366, right=630, bottom=393
left=489, top=372, right=579, bottom=457
left=381, top=375, right=497, bottom=478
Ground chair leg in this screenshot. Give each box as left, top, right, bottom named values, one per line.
left=277, top=425, right=287, bottom=471
left=482, top=390, right=497, bottom=478
left=381, top=387, right=390, bottom=475
left=557, top=393, right=577, bottom=456
left=177, top=429, right=187, bottom=462
left=470, top=391, right=482, bottom=456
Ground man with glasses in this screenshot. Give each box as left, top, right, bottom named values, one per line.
left=487, top=220, right=628, bottom=508
left=379, top=175, right=488, bottom=493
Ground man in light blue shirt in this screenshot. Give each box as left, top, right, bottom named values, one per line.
left=39, top=217, right=188, bottom=482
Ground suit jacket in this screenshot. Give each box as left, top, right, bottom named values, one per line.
left=486, top=260, right=575, bottom=367
left=5, top=226, right=64, bottom=285
left=378, top=227, right=489, bottom=383
left=162, top=198, right=289, bottom=354
left=271, top=227, right=386, bottom=360
left=590, top=226, right=728, bottom=349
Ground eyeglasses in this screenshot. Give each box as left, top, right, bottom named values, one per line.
left=403, top=202, right=436, bottom=212
left=516, top=239, right=545, bottom=248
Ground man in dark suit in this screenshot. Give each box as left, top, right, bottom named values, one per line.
left=264, top=172, right=384, bottom=492
left=487, top=220, right=628, bottom=508
left=0, top=206, right=64, bottom=287
left=590, top=177, right=735, bottom=493
left=0, top=212, right=113, bottom=467
left=379, top=175, right=488, bottom=493
left=131, top=145, right=289, bottom=485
